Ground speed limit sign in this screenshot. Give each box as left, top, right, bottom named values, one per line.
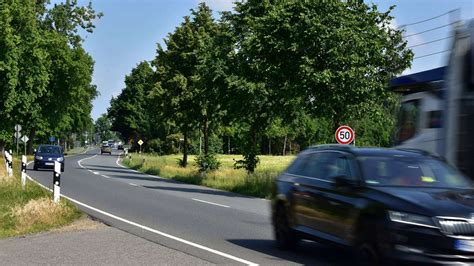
left=335, top=125, right=355, bottom=145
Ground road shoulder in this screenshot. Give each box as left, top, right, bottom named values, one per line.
left=0, top=216, right=212, bottom=265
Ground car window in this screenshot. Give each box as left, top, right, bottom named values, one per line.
left=287, top=153, right=309, bottom=175
left=38, top=146, right=62, bottom=154
left=360, top=156, right=472, bottom=188
left=297, top=152, right=352, bottom=182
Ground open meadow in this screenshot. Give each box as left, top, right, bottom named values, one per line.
left=123, top=154, right=296, bottom=198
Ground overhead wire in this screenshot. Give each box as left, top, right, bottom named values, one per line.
left=408, top=36, right=454, bottom=49
left=414, top=50, right=450, bottom=60
left=403, top=22, right=457, bottom=38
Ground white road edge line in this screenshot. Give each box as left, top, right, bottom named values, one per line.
left=101, top=175, right=110, bottom=179
left=129, top=182, right=139, bottom=187
left=25, top=159, right=258, bottom=266
left=192, top=198, right=230, bottom=208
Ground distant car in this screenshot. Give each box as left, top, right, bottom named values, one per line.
left=101, top=144, right=112, bottom=155
left=272, top=144, right=474, bottom=265
left=117, top=144, right=124, bottom=150
left=34, top=145, right=65, bottom=172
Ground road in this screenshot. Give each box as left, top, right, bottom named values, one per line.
left=27, top=149, right=353, bottom=265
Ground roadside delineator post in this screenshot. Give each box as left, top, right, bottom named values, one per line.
left=53, top=161, right=61, bottom=203
left=5, top=150, right=13, bottom=177
left=21, top=155, right=27, bottom=188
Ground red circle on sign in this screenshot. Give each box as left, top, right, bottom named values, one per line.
left=335, top=126, right=355, bottom=145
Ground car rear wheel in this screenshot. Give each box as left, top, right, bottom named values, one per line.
left=355, top=223, right=381, bottom=266
left=356, top=242, right=379, bottom=266
left=274, top=203, right=299, bottom=249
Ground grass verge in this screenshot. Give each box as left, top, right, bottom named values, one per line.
left=122, top=154, right=295, bottom=198
left=0, top=157, right=81, bottom=239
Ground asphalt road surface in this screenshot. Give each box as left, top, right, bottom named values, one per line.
left=27, top=149, right=353, bottom=265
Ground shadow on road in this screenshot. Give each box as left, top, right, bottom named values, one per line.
left=142, top=184, right=258, bottom=199
left=228, top=239, right=353, bottom=265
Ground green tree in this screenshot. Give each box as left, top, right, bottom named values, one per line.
left=0, top=0, right=101, bottom=153
left=226, top=0, right=412, bottom=171
left=108, top=61, right=154, bottom=149
left=95, top=114, right=114, bottom=142
left=0, top=0, right=50, bottom=152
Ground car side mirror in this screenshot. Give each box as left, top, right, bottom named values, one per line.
left=333, top=175, right=355, bottom=188
left=33, top=149, right=37, bottom=154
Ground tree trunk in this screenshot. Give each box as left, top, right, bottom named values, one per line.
left=182, top=131, right=188, bottom=167
left=268, top=138, right=271, bottom=155
left=203, top=116, right=209, bottom=155
left=289, top=139, right=292, bottom=155
left=27, top=127, right=36, bottom=154
left=282, top=135, right=287, bottom=156
left=227, top=136, right=230, bottom=154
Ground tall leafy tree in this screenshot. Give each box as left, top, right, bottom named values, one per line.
left=0, top=0, right=101, bottom=153
left=226, top=0, right=412, bottom=171
left=0, top=0, right=50, bottom=151
left=108, top=61, right=154, bottom=148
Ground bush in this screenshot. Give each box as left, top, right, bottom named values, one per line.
left=147, top=138, right=162, bottom=154
left=195, top=153, right=221, bottom=172
left=189, top=134, right=224, bottom=155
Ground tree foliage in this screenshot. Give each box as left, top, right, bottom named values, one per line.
left=0, top=0, right=101, bottom=152
left=108, top=1, right=413, bottom=173
left=108, top=61, right=154, bottom=148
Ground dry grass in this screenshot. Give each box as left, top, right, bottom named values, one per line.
left=0, top=157, right=81, bottom=238
left=11, top=198, right=70, bottom=231
left=124, top=154, right=296, bottom=198
left=0, top=157, right=14, bottom=184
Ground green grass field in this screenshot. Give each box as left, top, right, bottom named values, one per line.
left=0, top=157, right=81, bottom=239
left=122, top=154, right=296, bottom=198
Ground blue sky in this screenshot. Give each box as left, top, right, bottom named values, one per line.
left=72, top=0, right=473, bottom=120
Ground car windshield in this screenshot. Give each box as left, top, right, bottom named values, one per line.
left=359, top=156, right=472, bottom=189
left=38, top=146, right=62, bottom=154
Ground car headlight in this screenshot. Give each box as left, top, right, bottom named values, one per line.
left=57, top=157, right=64, bottom=162
left=35, top=156, right=43, bottom=160
left=388, top=211, right=438, bottom=228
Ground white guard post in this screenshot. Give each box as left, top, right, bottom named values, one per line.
left=21, top=155, right=27, bottom=188
left=53, top=161, right=61, bottom=203
left=4, top=151, right=9, bottom=175
left=6, top=151, right=13, bottom=177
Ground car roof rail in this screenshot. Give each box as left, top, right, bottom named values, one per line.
left=308, top=144, right=354, bottom=151
left=392, top=148, right=433, bottom=156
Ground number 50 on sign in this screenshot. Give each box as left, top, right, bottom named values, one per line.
left=335, top=126, right=355, bottom=145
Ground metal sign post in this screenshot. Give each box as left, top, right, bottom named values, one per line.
left=15, top=124, right=21, bottom=156
left=21, top=135, right=29, bottom=155
left=138, top=139, right=144, bottom=156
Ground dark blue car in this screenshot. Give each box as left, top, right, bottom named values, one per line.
left=33, top=145, right=65, bottom=172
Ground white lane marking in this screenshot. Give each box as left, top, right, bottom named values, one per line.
left=101, top=175, right=110, bottom=179
left=92, top=171, right=100, bottom=175
left=24, top=174, right=257, bottom=266
left=192, top=198, right=230, bottom=208
left=78, top=154, right=97, bottom=169
left=129, top=182, right=139, bottom=187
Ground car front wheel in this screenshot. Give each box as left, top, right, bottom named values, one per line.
left=274, top=203, right=299, bottom=249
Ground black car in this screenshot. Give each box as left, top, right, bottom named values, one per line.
left=33, top=144, right=65, bottom=172
left=272, top=144, right=474, bottom=265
